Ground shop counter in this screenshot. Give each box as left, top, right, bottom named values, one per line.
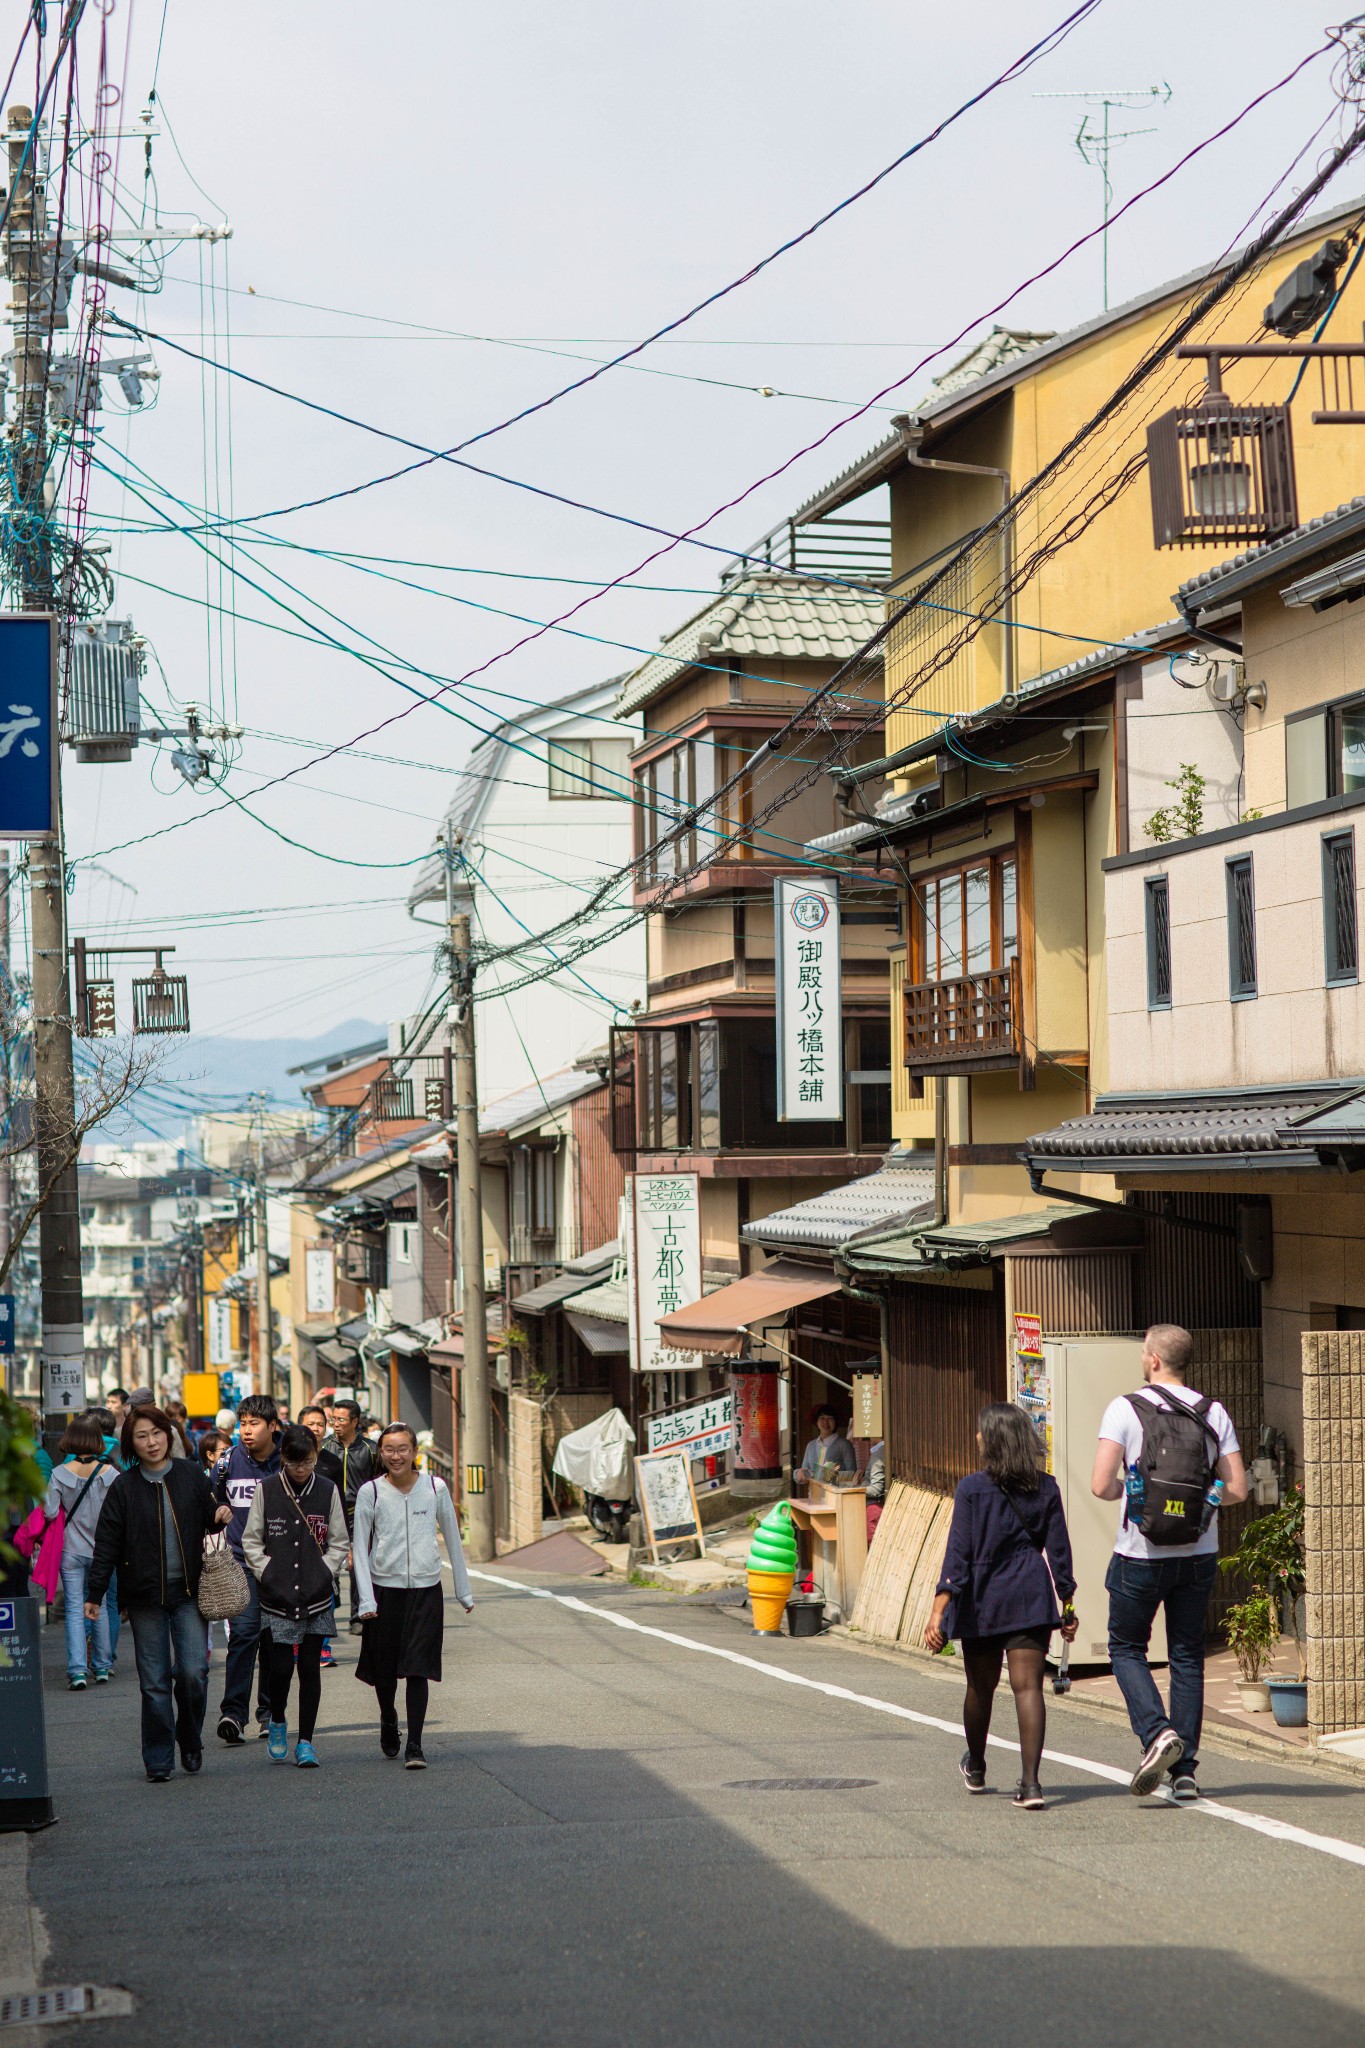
left=787, top=1482, right=867, bottom=1620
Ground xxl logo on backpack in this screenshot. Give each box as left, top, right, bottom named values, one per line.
left=1124, top=1388, right=1221, bottom=1547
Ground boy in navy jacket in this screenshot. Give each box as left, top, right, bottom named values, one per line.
left=211, top=1395, right=281, bottom=1743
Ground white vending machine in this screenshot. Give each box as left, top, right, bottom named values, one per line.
left=1016, top=1334, right=1167, bottom=1668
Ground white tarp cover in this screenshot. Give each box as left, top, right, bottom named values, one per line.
left=552, top=1407, right=636, bottom=1498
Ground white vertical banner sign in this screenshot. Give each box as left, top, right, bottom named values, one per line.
left=628, top=1172, right=702, bottom=1375
left=208, top=1295, right=235, bottom=1368
left=775, top=874, right=842, bottom=1121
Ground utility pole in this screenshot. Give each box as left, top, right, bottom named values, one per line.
left=0, top=846, right=11, bottom=1391
left=4, top=105, right=85, bottom=1436
left=183, top=1224, right=203, bottom=1379
left=251, top=1096, right=272, bottom=1402
left=449, top=880, right=493, bottom=1561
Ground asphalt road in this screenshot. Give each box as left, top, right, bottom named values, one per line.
left=20, top=1568, right=1365, bottom=2047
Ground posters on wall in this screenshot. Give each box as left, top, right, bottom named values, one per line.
left=627, top=1172, right=701, bottom=1376
left=774, top=875, right=842, bottom=1122
left=1012, top=1312, right=1052, bottom=1470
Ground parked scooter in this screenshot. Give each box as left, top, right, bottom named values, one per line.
left=552, top=1408, right=637, bottom=1546
left=584, top=1492, right=633, bottom=1544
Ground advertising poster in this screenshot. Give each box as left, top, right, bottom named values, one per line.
left=1012, top=1312, right=1051, bottom=1470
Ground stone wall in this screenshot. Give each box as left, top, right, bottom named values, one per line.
left=508, top=1392, right=544, bottom=1553
left=1303, top=1331, right=1365, bottom=1736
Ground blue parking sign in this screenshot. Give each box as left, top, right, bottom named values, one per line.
left=0, top=615, right=57, bottom=838
left=0, top=1295, right=14, bottom=1354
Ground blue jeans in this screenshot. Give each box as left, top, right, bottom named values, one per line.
left=60, top=1555, right=110, bottom=1679
left=127, top=1599, right=209, bottom=1775
left=104, top=1571, right=120, bottom=1660
left=1106, top=1551, right=1218, bottom=1769
left=219, top=1568, right=270, bottom=1730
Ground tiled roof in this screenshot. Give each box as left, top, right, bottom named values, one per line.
left=479, top=1066, right=604, bottom=1137
left=614, top=574, right=884, bottom=720
left=743, top=1162, right=934, bottom=1249
left=1176, top=496, right=1365, bottom=611
left=842, top=1202, right=1098, bottom=1273
left=561, top=1274, right=629, bottom=1324
left=1019, top=1088, right=1363, bottom=1170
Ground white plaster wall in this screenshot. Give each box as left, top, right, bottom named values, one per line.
left=1126, top=655, right=1244, bottom=848
left=1107, top=811, right=1365, bottom=1093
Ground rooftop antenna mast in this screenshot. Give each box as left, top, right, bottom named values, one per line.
left=1036, top=85, right=1172, bottom=310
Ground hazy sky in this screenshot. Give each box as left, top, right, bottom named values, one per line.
left=42, top=0, right=1353, bottom=1089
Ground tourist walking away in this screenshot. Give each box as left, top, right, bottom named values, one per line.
left=44, top=1414, right=119, bottom=1688
left=926, top=1403, right=1077, bottom=1810
left=353, top=1422, right=472, bottom=1768
left=1091, top=1323, right=1247, bottom=1801
left=320, top=1399, right=375, bottom=1635
left=85, top=1405, right=232, bottom=1781
left=241, top=1424, right=348, bottom=1766
left=211, top=1393, right=282, bottom=1744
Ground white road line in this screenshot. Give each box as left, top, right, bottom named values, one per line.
left=460, top=1565, right=1365, bottom=1872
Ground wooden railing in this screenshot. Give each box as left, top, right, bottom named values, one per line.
left=903, top=958, right=1020, bottom=1070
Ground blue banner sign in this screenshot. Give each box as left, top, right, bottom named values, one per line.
left=0, top=615, right=57, bottom=837
left=0, top=1295, right=14, bottom=1355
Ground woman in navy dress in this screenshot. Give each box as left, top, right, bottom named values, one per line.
left=925, top=1403, right=1078, bottom=1810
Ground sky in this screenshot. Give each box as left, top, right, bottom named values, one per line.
left=33, top=0, right=1359, bottom=1093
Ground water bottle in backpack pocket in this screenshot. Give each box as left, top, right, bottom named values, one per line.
left=1123, top=1387, right=1223, bottom=1546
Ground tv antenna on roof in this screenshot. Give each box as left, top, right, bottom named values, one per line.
left=1036, top=85, right=1172, bottom=310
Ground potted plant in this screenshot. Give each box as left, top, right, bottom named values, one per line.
left=1223, top=1486, right=1307, bottom=1727
left=1223, top=1592, right=1279, bottom=1711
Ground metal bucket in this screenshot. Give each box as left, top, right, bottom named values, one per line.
left=786, top=1595, right=825, bottom=1638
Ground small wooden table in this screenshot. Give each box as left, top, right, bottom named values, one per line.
left=788, top=1483, right=868, bottom=1620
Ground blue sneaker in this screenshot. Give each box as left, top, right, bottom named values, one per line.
left=267, top=1720, right=289, bottom=1762
left=295, top=1740, right=318, bottom=1768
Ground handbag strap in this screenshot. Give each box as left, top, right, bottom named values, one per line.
left=66, top=1455, right=113, bottom=1522
left=279, top=1473, right=329, bottom=1558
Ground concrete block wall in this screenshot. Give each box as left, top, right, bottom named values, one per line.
left=508, top=1392, right=544, bottom=1552
left=1302, top=1331, right=1365, bottom=1737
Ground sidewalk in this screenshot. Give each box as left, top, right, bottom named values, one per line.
left=1065, top=1638, right=1310, bottom=1749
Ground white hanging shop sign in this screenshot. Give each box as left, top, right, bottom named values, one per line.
left=774, top=874, right=841, bottom=1122
left=627, top=1172, right=702, bottom=1376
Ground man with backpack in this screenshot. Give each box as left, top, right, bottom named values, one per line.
left=1092, top=1323, right=1247, bottom=1801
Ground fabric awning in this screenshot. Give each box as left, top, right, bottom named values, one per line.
left=657, top=1260, right=841, bottom=1356
left=564, top=1310, right=630, bottom=1356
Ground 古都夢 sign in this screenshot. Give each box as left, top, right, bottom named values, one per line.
left=628, top=1172, right=701, bottom=1376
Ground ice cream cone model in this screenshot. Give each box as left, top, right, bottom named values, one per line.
left=746, top=1502, right=798, bottom=1634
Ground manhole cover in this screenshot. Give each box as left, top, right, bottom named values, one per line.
left=724, top=1777, right=877, bottom=1792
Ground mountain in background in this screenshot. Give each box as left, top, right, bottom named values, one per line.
left=114, top=1016, right=385, bottom=1142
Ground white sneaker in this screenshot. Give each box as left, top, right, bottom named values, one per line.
left=1131, top=1727, right=1184, bottom=1797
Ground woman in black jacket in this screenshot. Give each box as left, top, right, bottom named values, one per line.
left=925, top=1403, right=1078, bottom=1811
left=86, top=1405, right=231, bottom=1782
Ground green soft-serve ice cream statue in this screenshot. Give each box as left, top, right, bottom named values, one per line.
left=746, top=1500, right=798, bottom=1634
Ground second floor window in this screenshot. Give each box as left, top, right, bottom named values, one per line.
left=1145, top=875, right=1172, bottom=1009
left=631, top=1017, right=889, bottom=1153
left=547, top=737, right=632, bottom=799
left=1324, top=830, right=1359, bottom=985
left=1285, top=693, right=1365, bottom=809
left=1226, top=855, right=1257, bottom=999
left=914, top=853, right=1017, bottom=983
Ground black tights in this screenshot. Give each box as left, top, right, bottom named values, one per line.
left=962, top=1642, right=1047, bottom=1784
left=376, top=1673, right=428, bottom=1748
left=268, top=1635, right=322, bottom=1742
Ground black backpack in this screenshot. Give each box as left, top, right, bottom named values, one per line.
left=1123, top=1387, right=1222, bottom=1546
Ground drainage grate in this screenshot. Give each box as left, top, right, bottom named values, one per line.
left=724, top=1777, right=877, bottom=1792
left=0, top=1986, right=94, bottom=2028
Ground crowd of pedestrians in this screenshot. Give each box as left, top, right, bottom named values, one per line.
left=32, top=1389, right=473, bottom=1782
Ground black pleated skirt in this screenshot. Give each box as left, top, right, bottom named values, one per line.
left=355, top=1583, right=445, bottom=1686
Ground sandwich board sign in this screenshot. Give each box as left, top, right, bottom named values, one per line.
left=634, top=1449, right=706, bottom=1562
left=0, top=616, right=57, bottom=838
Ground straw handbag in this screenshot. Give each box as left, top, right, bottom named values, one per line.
left=197, top=1532, right=249, bottom=1621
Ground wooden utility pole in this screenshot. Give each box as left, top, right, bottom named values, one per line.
left=5, top=106, right=85, bottom=1431
left=450, top=904, right=493, bottom=1562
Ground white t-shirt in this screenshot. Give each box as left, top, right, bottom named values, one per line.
left=1098, top=1383, right=1240, bottom=1561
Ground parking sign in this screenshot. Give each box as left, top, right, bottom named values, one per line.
left=0, top=615, right=57, bottom=838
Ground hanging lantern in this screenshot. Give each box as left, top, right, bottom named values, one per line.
left=132, top=962, right=190, bottom=1034
left=1147, top=358, right=1298, bottom=549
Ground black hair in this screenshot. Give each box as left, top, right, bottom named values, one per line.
left=332, top=1398, right=362, bottom=1422
left=236, top=1393, right=279, bottom=1424
left=278, top=1424, right=318, bottom=1464
left=87, top=1406, right=115, bottom=1434
left=298, top=1403, right=328, bottom=1426
left=977, top=1402, right=1044, bottom=1494
left=812, top=1405, right=841, bottom=1426
left=107, top=1387, right=127, bottom=1402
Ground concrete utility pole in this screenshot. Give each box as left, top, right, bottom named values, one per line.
left=252, top=1098, right=272, bottom=1401
left=450, top=902, right=493, bottom=1562
left=5, top=106, right=85, bottom=1433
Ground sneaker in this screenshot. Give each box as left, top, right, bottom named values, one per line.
left=960, top=1750, right=987, bottom=1794
left=67, top=1675, right=87, bottom=1691
left=319, top=1644, right=336, bottom=1668
left=1130, top=1727, right=1184, bottom=1797
left=179, top=1748, right=203, bottom=1775
left=216, top=1715, right=246, bottom=1747
left=1168, top=1771, right=1200, bottom=1804
left=1012, top=1781, right=1046, bottom=1810
left=256, top=1722, right=271, bottom=1740
left=380, top=1717, right=401, bottom=1760
left=404, top=1743, right=427, bottom=1770
left=267, top=1721, right=289, bottom=1763
left=93, top=1671, right=110, bottom=1685
left=146, top=1769, right=173, bottom=1783
left=348, top=1620, right=364, bottom=1637
left=295, top=1740, right=319, bottom=1768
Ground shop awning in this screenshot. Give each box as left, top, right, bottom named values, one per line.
left=315, top=1339, right=352, bottom=1372
left=513, top=1267, right=608, bottom=1316
left=657, top=1261, right=841, bottom=1356
left=294, top=1318, right=338, bottom=1343
left=564, top=1310, right=630, bottom=1356
left=1019, top=1086, right=1361, bottom=1176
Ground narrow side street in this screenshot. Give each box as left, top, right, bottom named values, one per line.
left=19, top=1574, right=1365, bottom=2048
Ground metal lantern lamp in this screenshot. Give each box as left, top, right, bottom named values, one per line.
left=1147, top=355, right=1298, bottom=549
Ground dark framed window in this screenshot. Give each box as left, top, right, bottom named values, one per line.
left=1285, top=694, right=1365, bottom=810
left=1323, top=830, right=1359, bottom=985
left=1144, top=875, right=1171, bottom=1010
left=1226, top=856, right=1257, bottom=1000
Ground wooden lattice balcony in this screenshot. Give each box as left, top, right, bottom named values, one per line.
left=903, top=958, right=1021, bottom=1075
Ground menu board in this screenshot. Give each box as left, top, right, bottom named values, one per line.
left=635, top=1450, right=706, bottom=1560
